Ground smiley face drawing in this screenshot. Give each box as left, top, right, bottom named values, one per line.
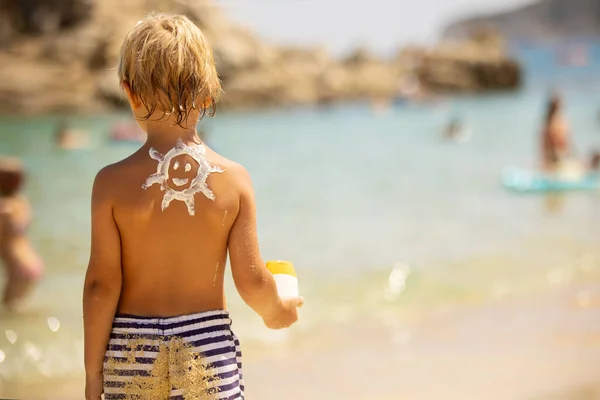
left=142, top=138, right=224, bottom=216
left=168, top=155, right=197, bottom=189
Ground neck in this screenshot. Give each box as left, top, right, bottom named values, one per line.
left=143, top=115, right=201, bottom=148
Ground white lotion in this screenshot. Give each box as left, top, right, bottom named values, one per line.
left=142, top=138, right=223, bottom=216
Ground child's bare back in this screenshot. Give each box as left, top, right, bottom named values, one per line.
left=96, top=142, right=245, bottom=316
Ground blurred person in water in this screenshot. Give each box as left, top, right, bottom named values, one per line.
left=0, top=157, right=44, bottom=311
left=589, top=150, right=600, bottom=172
left=109, top=121, right=145, bottom=143
left=540, top=93, right=575, bottom=173
left=55, top=118, right=89, bottom=150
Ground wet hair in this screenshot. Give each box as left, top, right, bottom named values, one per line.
left=118, top=13, right=222, bottom=128
left=0, top=157, right=24, bottom=197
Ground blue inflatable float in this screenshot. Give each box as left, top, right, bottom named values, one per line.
left=502, top=168, right=600, bottom=193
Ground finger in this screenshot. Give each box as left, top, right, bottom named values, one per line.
left=294, top=297, right=304, bottom=308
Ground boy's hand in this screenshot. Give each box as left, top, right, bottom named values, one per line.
left=263, top=297, right=304, bottom=329
left=85, top=373, right=103, bottom=400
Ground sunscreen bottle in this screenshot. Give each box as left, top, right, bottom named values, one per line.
left=266, top=260, right=298, bottom=298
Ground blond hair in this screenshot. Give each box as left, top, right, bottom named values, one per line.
left=118, top=13, right=221, bottom=127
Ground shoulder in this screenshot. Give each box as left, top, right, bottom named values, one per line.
left=219, top=159, right=253, bottom=191
left=224, top=160, right=251, bottom=180
left=94, top=162, right=119, bottom=186
left=208, top=151, right=253, bottom=188
left=92, top=161, right=128, bottom=202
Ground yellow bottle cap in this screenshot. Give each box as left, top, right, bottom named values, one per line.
left=266, top=260, right=297, bottom=277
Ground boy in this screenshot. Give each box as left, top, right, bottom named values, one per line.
left=83, top=14, right=303, bottom=400
left=0, top=157, right=44, bottom=311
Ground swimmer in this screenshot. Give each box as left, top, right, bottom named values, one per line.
left=444, top=117, right=462, bottom=140
left=83, top=14, right=303, bottom=400
left=55, top=119, right=89, bottom=150
left=444, top=116, right=471, bottom=142
left=540, top=93, right=573, bottom=172
left=109, top=121, right=145, bottom=143
left=0, top=157, right=43, bottom=311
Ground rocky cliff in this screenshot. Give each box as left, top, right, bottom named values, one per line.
left=0, top=0, right=522, bottom=115
left=445, top=0, right=600, bottom=39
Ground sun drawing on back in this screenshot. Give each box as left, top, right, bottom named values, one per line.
left=142, top=138, right=224, bottom=216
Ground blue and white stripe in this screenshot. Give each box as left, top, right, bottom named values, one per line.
left=103, top=310, right=244, bottom=399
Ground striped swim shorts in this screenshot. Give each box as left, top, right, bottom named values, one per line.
left=103, top=310, right=245, bottom=399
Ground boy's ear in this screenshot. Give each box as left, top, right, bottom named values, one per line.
left=121, top=81, right=141, bottom=108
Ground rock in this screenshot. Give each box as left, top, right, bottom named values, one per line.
left=7, top=0, right=93, bottom=36
left=318, top=65, right=355, bottom=100
left=222, top=45, right=400, bottom=108
left=0, top=0, right=522, bottom=116
left=420, top=56, right=521, bottom=92
left=0, top=54, right=101, bottom=114
left=223, top=64, right=319, bottom=108
left=343, top=47, right=376, bottom=66
left=97, top=69, right=125, bottom=108
left=444, top=0, right=600, bottom=40
left=413, top=33, right=521, bottom=93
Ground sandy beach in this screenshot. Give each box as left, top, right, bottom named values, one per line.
left=246, top=286, right=600, bottom=400
left=4, top=281, right=599, bottom=400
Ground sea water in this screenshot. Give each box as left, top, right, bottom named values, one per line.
left=1, top=43, right=600, bottom=392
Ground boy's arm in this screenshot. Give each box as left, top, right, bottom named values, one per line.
left=83, top=167, right=122, bottom=377
left=228, top=166, right=283, bottom=319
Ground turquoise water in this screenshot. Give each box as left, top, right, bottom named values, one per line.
left=2, top=54, right=600, bottom=389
